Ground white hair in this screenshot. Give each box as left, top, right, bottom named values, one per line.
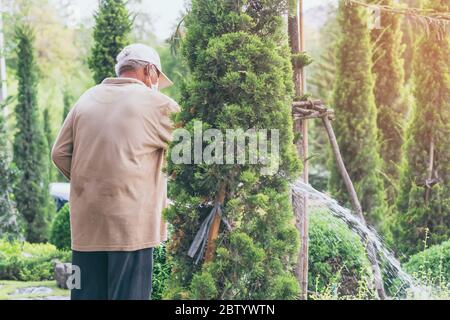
left=115, top=59, right=149, bottom=77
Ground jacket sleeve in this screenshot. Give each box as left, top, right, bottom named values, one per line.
left=52, top=108, right=75, bottom=180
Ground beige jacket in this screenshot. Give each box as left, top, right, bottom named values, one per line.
left=52, top=78, right=180, bottom=252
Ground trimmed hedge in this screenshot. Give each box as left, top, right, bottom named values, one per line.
left=0, top=240, right=71, bottom=281
left=50, top=203, right=71, bottom=250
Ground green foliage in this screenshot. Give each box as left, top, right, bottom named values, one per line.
left=291, top=52, right=313, bottom=69
left=88, top=0, right=132, bottom=84
left=42, top=108, right=56, bottom=183
left=405, top=239, right=450, bottom=287
left=62, top=90, right=73, bottom=124
left=159, top=45, right=189, bottom=101
left=369, top=0, right=407, bottom=203
left=307, top=4, right=338, bottom=191
left=308, top=3, right=339, bottom=105
left=152, top=244, right=172, bottom=301
left=165, top=0, right=301, bottom=300
left=306, top=4, right=338, bottom=191
left=395, top=0, right=450, bottom=256
left=0, top=240, right=71, bottom=281
left=49, top=204, right=71, bottom=251
left=308, top=209, right=374, bottom=298
left=189, top=271, right=218, bottom=300
left=12, top=25, right=54, bottom=243
left=400, top=0, right=420, bottom=83
left=0, top=100, right=23, bottom=242
left=329, top=2, right=387, bottom=226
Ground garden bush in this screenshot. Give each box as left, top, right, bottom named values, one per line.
left=308, top=209, right=374, bottom=298
left=405, top=239, right=450, bottom=287
left=152, top=244, right=172, bottom=300
left=0, top=240, right=71, bottom=281
left=50, top=203, right=71, bottom=250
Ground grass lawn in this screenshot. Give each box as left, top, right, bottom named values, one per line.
left=0, top=280, right=70, bottom=300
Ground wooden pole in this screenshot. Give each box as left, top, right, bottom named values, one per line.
left=322, top=116, right=387, bottom=300
left=289, top=0, right=309, bottom=300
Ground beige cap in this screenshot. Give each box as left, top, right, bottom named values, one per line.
left=115, top=43, right=174, bottom=89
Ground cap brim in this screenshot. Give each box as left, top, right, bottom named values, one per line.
left=159, top=71, right=174, bottom=90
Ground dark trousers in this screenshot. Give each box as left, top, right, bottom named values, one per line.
left=71, top=248, right=154, bottom=300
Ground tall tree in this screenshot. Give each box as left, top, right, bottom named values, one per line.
left=308, top=4, right=339, bottom=106
left=401, top=0, right=420, bottom=83
left=62, top=89, right=73, bottom=122
left=369, top=0, right=407, bottom=202
left=0, top=0, right=8, bottom=107
left=165, top=0, right=301, bottom=300
left=395, top=0, right=450, bottom=256
left=328, top=2, right=387, bottom=226
left=88, top=0, right=132, bottom=84
left=0, top=99, right=22, bottom=241
left=42, top=107, right=55, bottom=182
left=13, top=25, right=53, bottom=243
left=308, top=4, right=339, bottom=191
left=55, top=90, right=74, bottom=182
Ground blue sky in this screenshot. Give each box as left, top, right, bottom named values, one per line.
left=72, top=0, right=334, bottom=41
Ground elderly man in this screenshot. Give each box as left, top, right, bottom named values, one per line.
left=52, top=44, right=180, bottom=300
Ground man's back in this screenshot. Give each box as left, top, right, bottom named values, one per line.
left=52, top=77, right=180, bottom=252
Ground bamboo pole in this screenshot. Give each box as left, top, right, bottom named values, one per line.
left=289, top=0, right=309, bottom=301
left=322, top=116, right=387, bottom=300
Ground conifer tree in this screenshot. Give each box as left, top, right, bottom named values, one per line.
left=309, top=4, right=339, bottom=105
left=401, top=0, right=420, bottom=82
left=369, top=0, right=407, bottom=201
left=56, top=90, right=73, bottom=182
left=43, top=108, right=55, bottom=182
left=396, top=0, right=450, bottom=256
left=328, top=2, right=387, bottom=226
left=165, top=0, right=301, bottom=300
left=62, top=90, right=73, bottom=122
left=88, top=0, right=131, bottom=84
left=308, top=4, right=339, bottom=190
left=13, top=25, right=54, bottom=243
left=0, top=100, right=22, bottom=241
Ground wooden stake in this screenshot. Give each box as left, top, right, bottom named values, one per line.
left=322, top=116, right=386, bottom=300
